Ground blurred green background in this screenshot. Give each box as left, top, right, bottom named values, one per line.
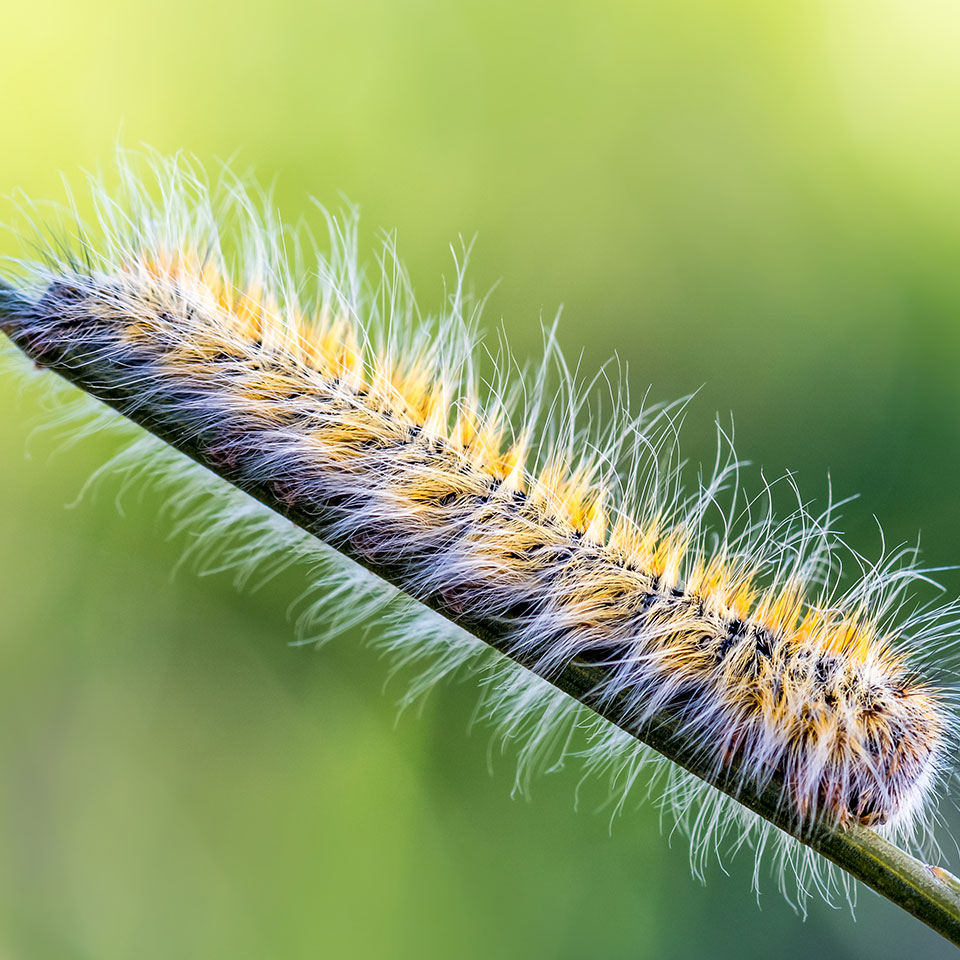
left=3, top=0, right=960, bottom=956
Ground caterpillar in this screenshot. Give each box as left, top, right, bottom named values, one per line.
left=1, top=150, right=957, bottom=923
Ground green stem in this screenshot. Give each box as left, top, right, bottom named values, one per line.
left=3, top=295, right=960, bottom=947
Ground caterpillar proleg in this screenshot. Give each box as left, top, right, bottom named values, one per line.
left=2, top=151, right=959, bottom=939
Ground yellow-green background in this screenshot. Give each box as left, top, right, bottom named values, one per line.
left=2, top=1, right=960, bottom=956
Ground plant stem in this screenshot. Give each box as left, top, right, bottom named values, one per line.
left=3, top=294, right=960, bottom=947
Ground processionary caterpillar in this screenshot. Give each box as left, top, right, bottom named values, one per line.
left=2, top=151, right=958, bottom=935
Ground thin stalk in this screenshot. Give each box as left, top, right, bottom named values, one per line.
left=3, top=293, right=960, bottom=947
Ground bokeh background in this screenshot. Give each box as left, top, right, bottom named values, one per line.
left=3, top=1, right=960, bottom=956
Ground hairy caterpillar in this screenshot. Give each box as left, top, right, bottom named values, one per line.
left=1, top=151, right=958, bottom=925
